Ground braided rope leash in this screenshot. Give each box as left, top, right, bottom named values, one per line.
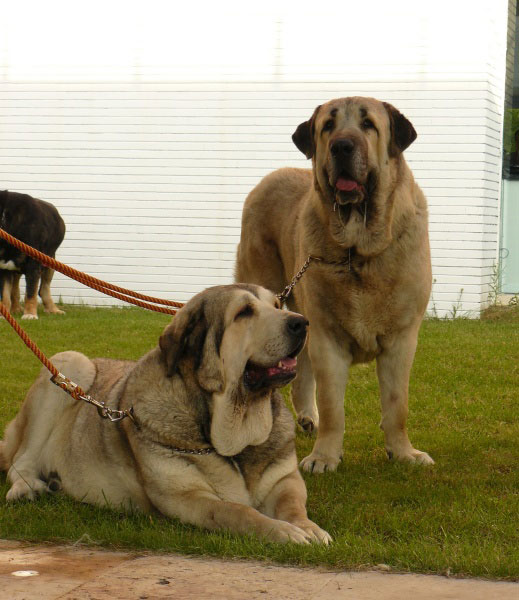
left=0, top=228, right=183, bottom=315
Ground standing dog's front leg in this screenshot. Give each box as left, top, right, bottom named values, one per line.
left=299, top=332, right=350, bottom=473
left=376, top=324, right=434, bottom=465
left=291, top=345, right=318, bottom=434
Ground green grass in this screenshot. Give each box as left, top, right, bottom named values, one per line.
left=1, top=304, right=518, bottom=580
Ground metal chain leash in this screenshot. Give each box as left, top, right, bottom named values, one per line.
left=276, top=256, right=321, bottom=304
left=275, top=251, right=352, bottom=304
left=159, top=444, right=215, bottom=455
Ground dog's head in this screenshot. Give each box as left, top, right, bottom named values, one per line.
left=159, top=283, right=308, bottom=396
left=292, top=97, right=416, bottom=208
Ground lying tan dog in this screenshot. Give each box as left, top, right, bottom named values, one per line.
left=0, top=284, right=331, bottom=544
left=236, top=97, right=433, bottom=473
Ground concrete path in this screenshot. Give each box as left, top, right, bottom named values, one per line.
left=1, top=540, right=518, bottom=599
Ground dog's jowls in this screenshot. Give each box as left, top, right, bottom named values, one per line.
left=0, top=284, right=331, bottom=544
left=236, top=97, right=433, bottom=473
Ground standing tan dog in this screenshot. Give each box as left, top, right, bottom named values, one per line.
left=1, top=284, right=331, bottom=544
left=236, top=97, right=433, bottom=473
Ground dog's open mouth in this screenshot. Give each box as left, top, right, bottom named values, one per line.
left=243, top=356, right=298, bottom=391
left=334, top=174, right=365, bottom=205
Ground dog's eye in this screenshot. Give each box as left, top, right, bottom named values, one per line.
left=322, top=119, right=334, bottom=132
left=234, top=304, right=253, bottom=320
left=362, top=118, right=375, bottom=130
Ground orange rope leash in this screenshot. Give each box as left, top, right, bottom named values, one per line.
left=0, top=228, right=183, bottom=315
left=0, top=227, right=188, bottom=423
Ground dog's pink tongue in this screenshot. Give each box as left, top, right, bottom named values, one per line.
left=336, top=177, right=359, bottom=192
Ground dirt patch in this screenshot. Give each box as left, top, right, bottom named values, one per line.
left=1, top=540, right=518, bottom=600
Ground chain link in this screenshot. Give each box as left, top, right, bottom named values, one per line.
left=276, top=251, right=354, bottom=304
left=276, top=256, right=320, bottom=303
left=159, top=444, right=215, bottom=455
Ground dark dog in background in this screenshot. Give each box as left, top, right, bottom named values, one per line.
left=0, top=190, right=66, bottom=319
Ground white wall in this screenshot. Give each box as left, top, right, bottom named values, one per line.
left=0, top=0, right=510, bottom=316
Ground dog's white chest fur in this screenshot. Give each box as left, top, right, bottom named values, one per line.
left=0, top=259, right=18, bottom=271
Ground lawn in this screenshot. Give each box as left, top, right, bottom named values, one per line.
left=0, top=304, right=518, bottom=580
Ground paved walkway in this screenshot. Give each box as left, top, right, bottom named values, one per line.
left=1, top=540, right=518, bottom=599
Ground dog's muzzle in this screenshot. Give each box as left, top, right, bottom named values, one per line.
left=329, top=137, right=367, bottom=205
left=243, top=315, right=308, bottom=391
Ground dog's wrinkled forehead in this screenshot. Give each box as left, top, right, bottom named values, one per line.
left=223, top=284, right=279, bottom=321
left=316, top=97, right=387, bottom=132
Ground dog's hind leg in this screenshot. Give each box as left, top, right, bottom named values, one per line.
left=290, top=346, right=318, bottom=434
left=21, top=260, right=41, bottom=320
left=10, top=272, right=23, bottom=313
left=6, top=466, right=49, bottom=501
left=1, top=271, right=13, bottom=312
left=39, top=267, right=65, bottom=315
left=3, top=352, right=96, bottom=501
left=3, top=406, right=49, bottom=502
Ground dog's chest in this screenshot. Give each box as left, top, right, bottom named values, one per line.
left=305, top=263, right=400, bottom=356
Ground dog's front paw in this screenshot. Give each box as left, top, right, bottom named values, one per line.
left=21, top=313, right=38, bottom=320
left=299, top=452, right=341, bottom=474
left=264, top=520, right=313, bottom=544
left=388, top=447, right=434, bottom=465
left=6, top=478, right=47, bottom=501
left=44, top=308, right=65, bottom=315
left=297, top=415, right=318, bottom=435
left=292, top=519, right=332, bottom=545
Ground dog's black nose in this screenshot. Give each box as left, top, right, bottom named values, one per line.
left=331, top=138, right=354, bottom=157
left=286, top=315, right=309, bottom=337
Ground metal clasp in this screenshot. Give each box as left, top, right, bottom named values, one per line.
left=51, top=372, right=136, bottom=424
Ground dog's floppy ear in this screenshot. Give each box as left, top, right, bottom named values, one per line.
left=159, top=296, right=207, bottom=378
left=196, top=317, right=224, bottom=393
left=292, top=105, right=321, bottom=159
left=159, top=297, right=224, bottom=393
left=383, top=102, right=417, bottom=156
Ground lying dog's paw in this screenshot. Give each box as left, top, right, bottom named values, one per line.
left=388, top=447, right=435, bottom=465
left=21, top=314, right=38, bottom=320
left=297, top=415, right=318, bottom=435
left=299, top=452, right=341, bottom=474
left=6, top=478, right=48, bottom=501
left=264, top=520, right=313, bottom=544
left=292, top=519, right=332, bottom=545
